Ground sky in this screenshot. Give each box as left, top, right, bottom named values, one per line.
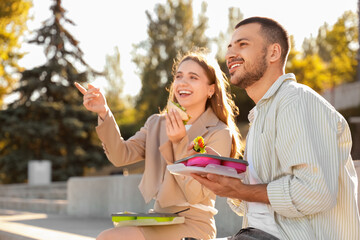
left=18, top=0, right=357, bottom=98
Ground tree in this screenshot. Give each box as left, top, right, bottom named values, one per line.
left=104, top=47, right=126, bottom=121
left=324, top=11, right=358, bottom=87
left=0, top=0, right=31, bottom=107
left=286, top=10, right=358, bottom=92
left=0, top=0, right=105, bottom=183
left=132, top=0, right=209, bottom=126
left=214, top=7, right=254, bottom=123
left=103, top=47, right=136, bottom=139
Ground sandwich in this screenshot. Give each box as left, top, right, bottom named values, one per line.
left=167, top=100, right=191, bottom=125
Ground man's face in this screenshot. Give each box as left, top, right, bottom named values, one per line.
left=225, top=23, right=268, bottom=89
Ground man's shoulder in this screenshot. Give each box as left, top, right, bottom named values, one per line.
left=276, top=81, right=340, bottom=116
left=278, top=81, right=327, bottom=104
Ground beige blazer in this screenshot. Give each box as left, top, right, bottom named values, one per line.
left=96, top=107, right=232, bottom=210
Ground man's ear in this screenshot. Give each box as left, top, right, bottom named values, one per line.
left=269, top=43, right=281, bottom=63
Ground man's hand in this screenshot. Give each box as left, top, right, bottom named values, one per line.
left=191, top=173, right=269, bottom=203
left=189, top=146, right=270, bottom=204
left=191, top=173, right=242, bottom=198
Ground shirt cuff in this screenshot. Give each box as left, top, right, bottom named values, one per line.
left=227, top=198, right=244, bottom=216
left=267, top=177, right=305, bottom=218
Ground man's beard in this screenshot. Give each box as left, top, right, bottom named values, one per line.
left=230, top=48, right=268, bottom=89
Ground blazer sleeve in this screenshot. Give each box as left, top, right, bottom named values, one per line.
left=171, top=127, right=233, bottom=205
left=95, top=111, right=153, bottom=167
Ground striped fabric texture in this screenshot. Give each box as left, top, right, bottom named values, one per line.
left=228, top=73, right=360, bottom=240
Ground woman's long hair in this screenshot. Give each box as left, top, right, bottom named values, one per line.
left=167, top=49, right=243, bottom=158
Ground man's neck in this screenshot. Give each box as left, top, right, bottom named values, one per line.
left=246, top=69, right=284, bottom=104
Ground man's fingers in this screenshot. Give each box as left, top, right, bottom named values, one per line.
left=206, top=173, right=221, bottom=182
left=191, top=173, right=209, bottom=183
left=74, top=82, right=87, bottom=95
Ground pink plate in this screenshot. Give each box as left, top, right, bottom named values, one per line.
left=222, top=161, right=247, bottom=173
left=186, top=156, right=221, bottom=167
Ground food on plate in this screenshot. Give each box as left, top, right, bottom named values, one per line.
left=167, top=100, right=190, bottom=125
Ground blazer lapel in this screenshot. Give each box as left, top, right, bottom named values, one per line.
left=188, top=107, right=218, bottom=142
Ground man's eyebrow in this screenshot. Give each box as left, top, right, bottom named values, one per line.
left=228, top=38, right=249, bottom=48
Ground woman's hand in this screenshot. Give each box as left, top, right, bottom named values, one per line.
left=165, top=108, right=187, bottom=143
left=74, top=82, right=109, bottom=119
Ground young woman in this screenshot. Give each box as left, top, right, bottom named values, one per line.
left=75, top=50, right=242, bottom=240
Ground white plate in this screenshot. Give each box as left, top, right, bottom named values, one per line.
left=167, top=163, right=246, bottom=179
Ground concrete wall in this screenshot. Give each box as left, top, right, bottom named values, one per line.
left=67, top=175, right=242, bottom=238
left=322, top=81, right=360, bottom=110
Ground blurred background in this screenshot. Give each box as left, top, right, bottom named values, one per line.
left=0, top=0, right=359, bottom=184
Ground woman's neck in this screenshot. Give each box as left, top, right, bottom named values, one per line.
left=186, top=105, right=206, bottom=125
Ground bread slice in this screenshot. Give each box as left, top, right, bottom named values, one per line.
left=167, top=100, right=190, bottom=124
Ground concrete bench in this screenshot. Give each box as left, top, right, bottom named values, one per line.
left=67, top=175, right=241, bottom=238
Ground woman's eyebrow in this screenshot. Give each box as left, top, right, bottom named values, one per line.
left=189, top=72, right=200, bottom=77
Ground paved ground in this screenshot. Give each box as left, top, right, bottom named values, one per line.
left=0, top=209, right=230, bottom=240
left=0, top=209, right=113, bottom=240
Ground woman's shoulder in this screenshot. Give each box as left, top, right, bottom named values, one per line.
left=145, top=113, right=165, bottom=125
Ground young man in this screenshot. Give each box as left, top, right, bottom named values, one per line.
left=191, top=17, right=360, bottom=240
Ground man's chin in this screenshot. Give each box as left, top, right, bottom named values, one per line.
left=229, top=76, right=244, bottom=88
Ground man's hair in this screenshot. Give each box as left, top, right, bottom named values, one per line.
left=235, top=17, right=290, bottom=65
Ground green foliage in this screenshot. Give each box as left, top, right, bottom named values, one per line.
left=286, top=10, right=358, bottom=92
left=215, top=7, right=243, bottom=61
left=103, top=47, right=137, bottom=140
left=0, top=0, right=31, bottom=106
left=104, top=47, right=126, bottom=121
left=132, top=0, right=209, bottom=126
left=0, top=0, right=106, bottom=183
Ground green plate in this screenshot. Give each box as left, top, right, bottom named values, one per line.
left=111, top=212, right=179, bottom=223
left=136, top=216, right=174, bottom=222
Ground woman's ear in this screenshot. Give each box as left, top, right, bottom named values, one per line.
left=269, top=43, right=281, bottom=63
left=209, top=84, right=215, bottom=97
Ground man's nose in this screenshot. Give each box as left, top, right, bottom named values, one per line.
left=225, top=47, right=236, bottom=62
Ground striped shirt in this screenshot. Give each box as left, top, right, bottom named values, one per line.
left=228, top=73, right=360, bottom=239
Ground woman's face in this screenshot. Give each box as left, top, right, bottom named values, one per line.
left=173, top=59, right=215, bottom=112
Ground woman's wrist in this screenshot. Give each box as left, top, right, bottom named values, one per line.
left=98, top=106, right=109, bottom=120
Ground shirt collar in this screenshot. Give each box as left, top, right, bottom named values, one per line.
left=260, top=73, right=296, bottom=102
left=247, top=73, right=296, bottom=123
